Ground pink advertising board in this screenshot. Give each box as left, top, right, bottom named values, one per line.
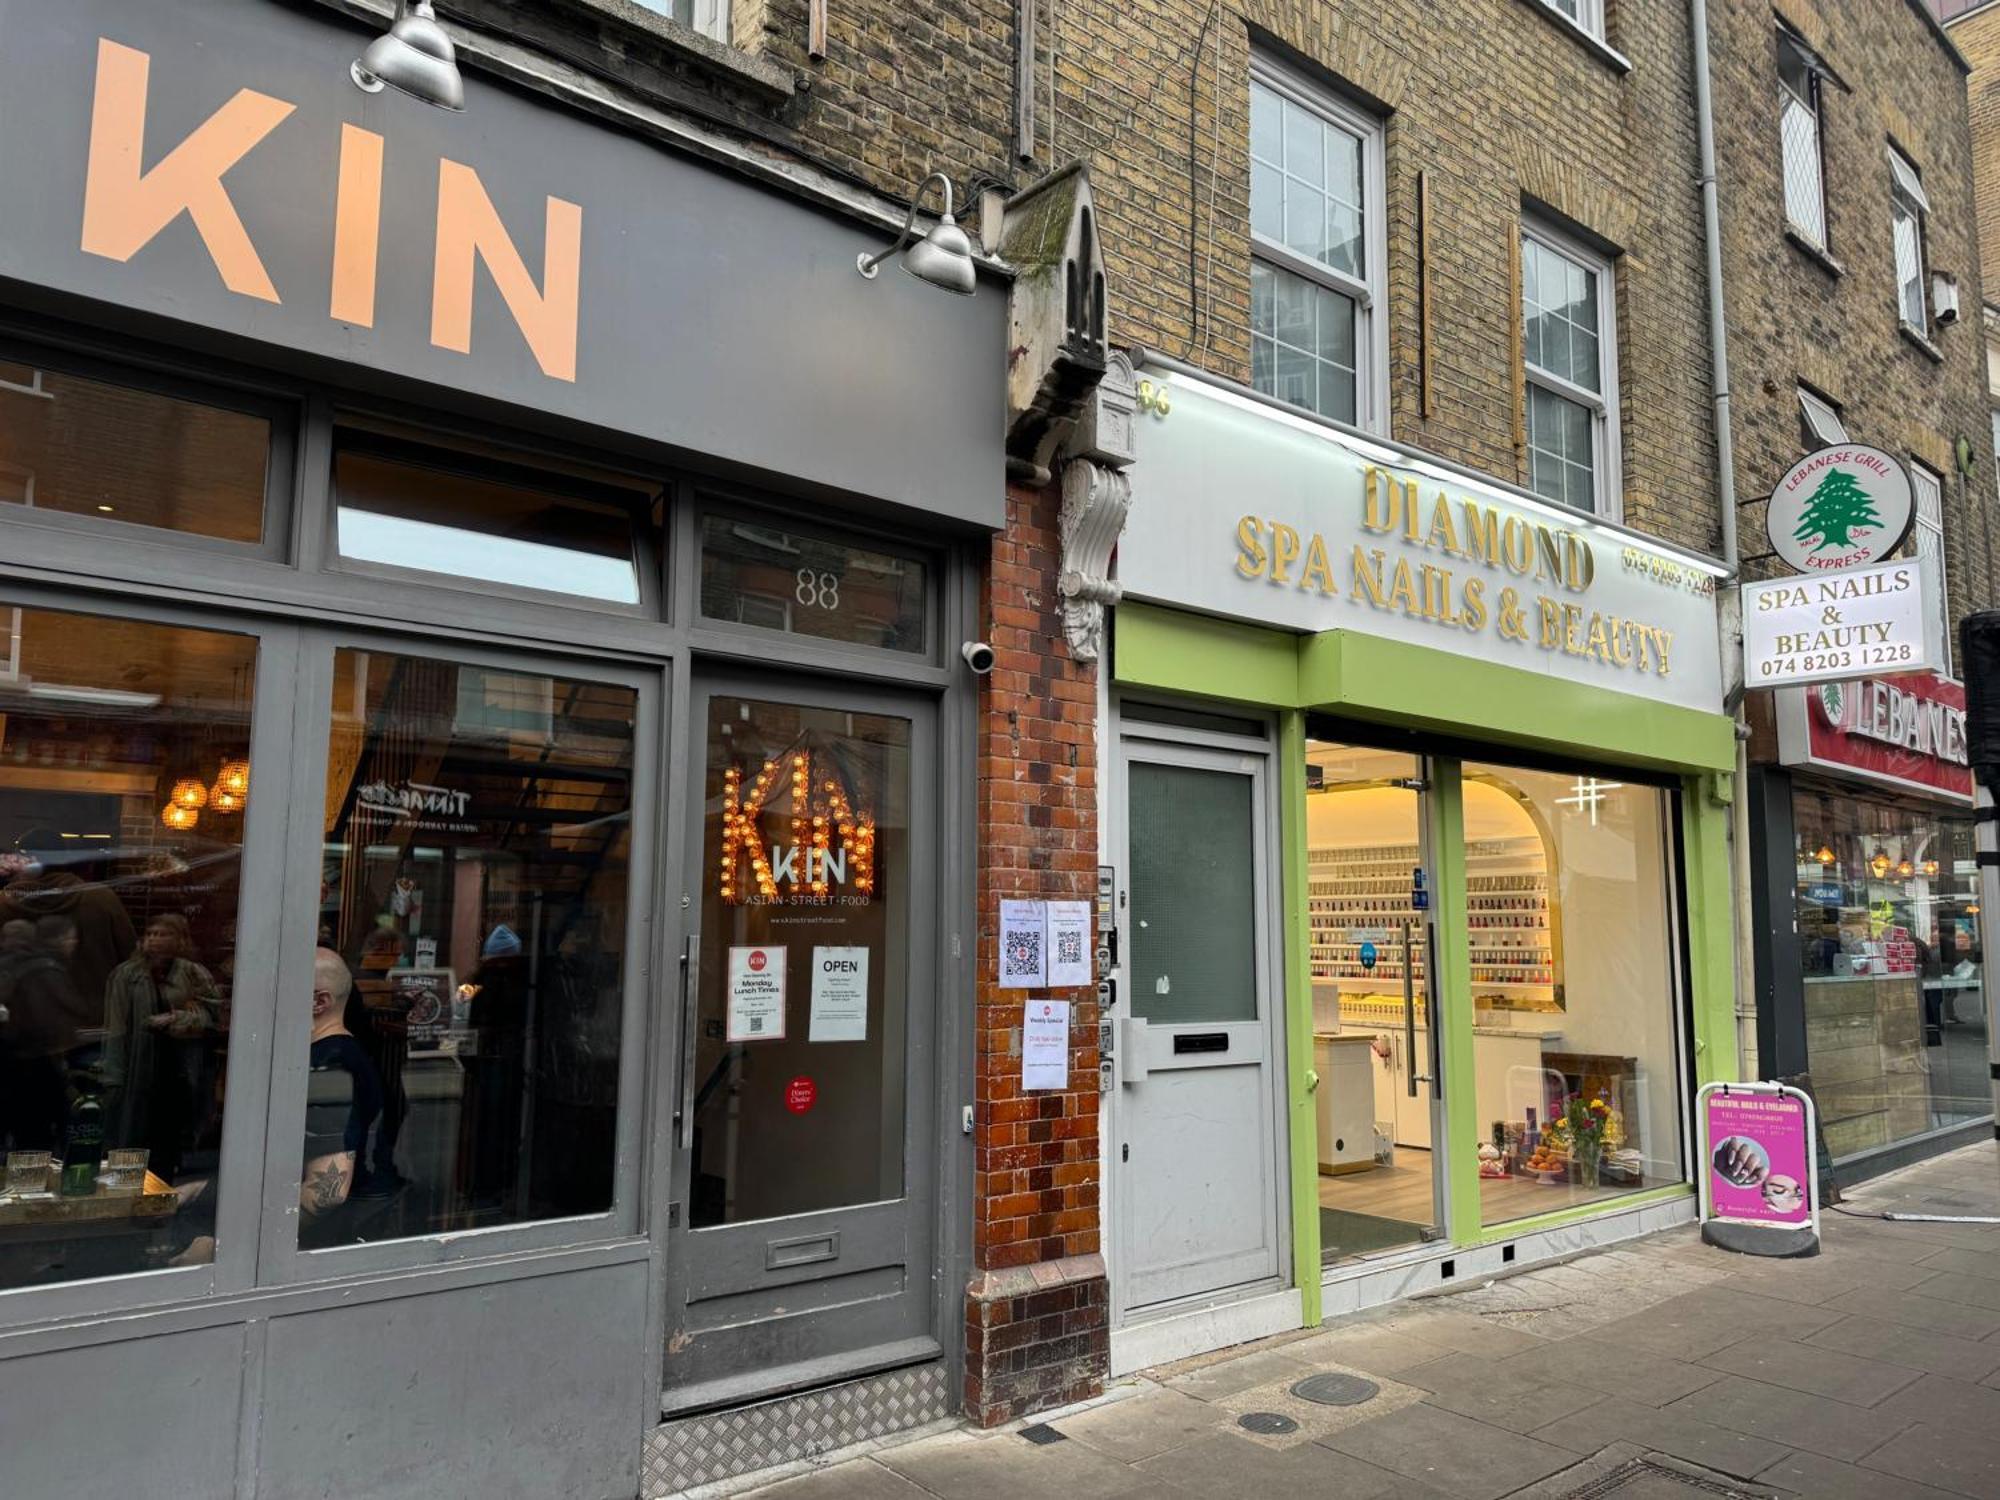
left=1703, top=1087, right=1814, bottom=1228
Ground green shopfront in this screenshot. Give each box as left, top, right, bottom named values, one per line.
left=1100, top=363, right=1737, bottom=1371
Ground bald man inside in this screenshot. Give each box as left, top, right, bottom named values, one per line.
left=301, top=947, right=383, bottom=1235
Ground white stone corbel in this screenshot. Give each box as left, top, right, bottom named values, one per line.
left=1057, top=457, right=1129, bottom=663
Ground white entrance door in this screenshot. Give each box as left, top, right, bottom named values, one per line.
left=1113, top=734, right=1283, bottom=1317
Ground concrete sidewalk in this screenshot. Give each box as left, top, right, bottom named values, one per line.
left=736, top=1141, right=2000, bottom=1499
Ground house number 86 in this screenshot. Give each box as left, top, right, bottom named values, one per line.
left=795, top=569, right=840, bottom=610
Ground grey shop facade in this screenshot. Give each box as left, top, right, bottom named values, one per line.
left=0, top=3, right=1003, bottom=1496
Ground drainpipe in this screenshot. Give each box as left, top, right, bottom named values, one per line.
left=1688, top=0, right=1760, bottom=1082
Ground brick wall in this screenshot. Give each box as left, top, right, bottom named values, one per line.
left=1714, top=0, right=1997, bottom=624
left=964, top=478, right=1106, bottom=1427
left=1954, top=3, right=2000, bottom=302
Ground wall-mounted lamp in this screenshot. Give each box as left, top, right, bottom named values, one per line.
left=857, top=172, right=976, bottom=296
left=352, top=1, right=465, bottom=111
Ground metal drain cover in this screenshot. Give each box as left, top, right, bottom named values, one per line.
left=1237, top=1411, right=1299, bottom=1435
left=1290, top=1372, right=1381, bottom=1406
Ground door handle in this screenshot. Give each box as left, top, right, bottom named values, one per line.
left=1401, top=919, right=1419, bottom=1098
left=1422, top=919, right=1442, bottom=1094
left=674, top=935, right=698, bottom=1151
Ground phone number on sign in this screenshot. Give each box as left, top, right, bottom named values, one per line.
left=1756, top=642, right=1916, bottom=679
left=1620, top=549, right=1715, bottom=597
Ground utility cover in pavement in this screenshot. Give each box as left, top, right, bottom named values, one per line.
left=1236, top=1412, right=1299, bottom=1435
left=1289, top=1372, right=1381, bottom=1406
left=1017, top=1424, right=1067, bottom=1445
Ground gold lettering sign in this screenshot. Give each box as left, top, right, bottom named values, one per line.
left=1232, top=466, right=1677, bottom=680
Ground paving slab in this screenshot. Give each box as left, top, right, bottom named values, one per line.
left=875, top=1429, right=1157, bottom=1500
left=1528, top=1394, right=1793, bottom=1480
left=1915, top=1245, right=2000, bottom=1281
left=741, top=1460, right=937, bottom=1500
left=1499, top=1342, right=1724, bottom=1409
left=1282, top=1323, right=1455, bottom=1376
left=1130, top=1430, right=1447, bottom=1499
left=1372, top=1305, right=1555, bottom=1361
left=1396, top=1352, right=1607, bottom=1434
left=1046, top=1386, right=1228, bottom=1462
left=1571, top=1287, right=1839, bottom=1364
left=1317, top=1401, right=1578, bottom=1499
left=1512, top=1444, right=1783, bottom=1500
left=1820, top=1284, right=2000, bottom=1340
left=1754, top=1448, right=1962, bottom=1500
left=1804, top=1314, right=2000, bottom=1383
left=1698, top=1335, right=1924, bottom=1406
left=1872, top=1370, right=2000, bottom=1433
left=1860, top=1421, right=2000, bottom=1499
left=1899, top=1269, right=2000, bottom=1312
left=1665, top=1373, right=1913, bottom=1463
left=1158, top=1345, right=1318, bottom=1402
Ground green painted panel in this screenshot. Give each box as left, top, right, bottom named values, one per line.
left=1278, top=711, right=1320, bottom=1326
left=1681, top=786, right=1738, bottom=1088
left=1113, top=603, right=1300, bottom=706
left=1430, top=762, right=1480, bottom=1246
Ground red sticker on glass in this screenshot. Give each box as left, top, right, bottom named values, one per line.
left=785, top=1076, right=817, bottom=1114
left=748, top=949, right=768, bottom=972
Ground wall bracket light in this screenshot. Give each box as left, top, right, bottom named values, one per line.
left=352, top=1, right=465, bottom=111
left=857, top=172, right=977, bottom=296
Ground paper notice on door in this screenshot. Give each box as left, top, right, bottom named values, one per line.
left=809, top=946, right=869, bottom=1042
left=726, top=945, right=787, bottom=1041
left=1046, top=901, right=1092, bottom=987
left=1022, top=999, right=1071, bottom=1090
left=999, top=899, right=1047, bottom=988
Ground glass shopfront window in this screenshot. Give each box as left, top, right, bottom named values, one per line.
left=0, top=603, right=257, bottom=1288
left=1463, top=763, right=1686, bottom=1227
left=1793, top=787, right=1987, bottom=1161
left=304, top=647, right=637, bottom=1248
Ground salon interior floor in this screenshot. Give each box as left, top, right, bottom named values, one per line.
left=1318, top=1149, right=1637, bottom=1261
left=743, top=1140, right=2000, bottom=1499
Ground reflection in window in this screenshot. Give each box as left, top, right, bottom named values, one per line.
left=692, top=698, right=910, bottom=1226
left=0, top=605, right=256, bottom=1288
left=0, top=363, right=269, bottom=543
left=1794, top=787, right=1987, bottom=1161
left=699, top=515, right=928, bottom=653
left=1463, top=765, right=1685, bottom=1227
left=335, top=447, right=655, bottom=605
left=305, top=648, right=636, bottom=1249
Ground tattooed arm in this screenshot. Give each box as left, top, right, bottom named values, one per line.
left=300, top=1152, right=355, bottom=1216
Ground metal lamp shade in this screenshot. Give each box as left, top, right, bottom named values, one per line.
left=901, top=216, right=977, bottom=295
left=351, top=2, right=465, bottom=111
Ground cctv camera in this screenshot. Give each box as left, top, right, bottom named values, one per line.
left=961, top=641, right=996, bottom=675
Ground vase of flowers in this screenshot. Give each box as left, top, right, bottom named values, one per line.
left=1561, top=1092, right=1611, bottom=1187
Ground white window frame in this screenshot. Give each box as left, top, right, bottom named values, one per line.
left=1521, top=216, right=1623, bottom=519
left=1910, top=458, right=1951, bottom=675
left=1248, top=55, right=1389, bottom=434
left=628, top=0, right=727, bottom=43
left=1890, top=145, right=1930, bottom=334
left=1779, top=32, right=1828, bottom=250
left=1798, top=385, right=1848, bottom=448
left=1541, top=0, right=1606, bottom=41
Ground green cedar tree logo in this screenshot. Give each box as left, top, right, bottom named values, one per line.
left=1793, top=467, right=1884, bottom=552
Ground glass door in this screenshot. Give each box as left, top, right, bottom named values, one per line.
left=1304, top=742, right=1444, bottom=1263
left=662, top=673, right=937, bottom=1409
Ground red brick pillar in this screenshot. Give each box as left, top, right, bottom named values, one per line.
left=962, top=478, right=1109, bottom=1427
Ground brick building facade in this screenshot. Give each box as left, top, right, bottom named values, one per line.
left=1715, top=0, right=1996, bottom=613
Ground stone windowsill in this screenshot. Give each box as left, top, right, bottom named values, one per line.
left=561, top=0, right=794, bottom=100
left=1785, top=227, right=1846, bottom=281
left=1515, top=0, right=1634, bottom=75
left=1900, top=320, right=1947, bottom=363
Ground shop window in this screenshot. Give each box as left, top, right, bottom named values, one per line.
left=1779, top=33, right=1827, bottom=250
left=690, top=697, right=910, bottom=1224
left=1462, top=764, right=1685, bottom=1226
left=0, top=360, right=270, bottom=544
left=0, top=603, right=257, bottom=1290
left=699, top=513, right=929, bottom=654
left=1794, top=789, right=1987, bottom=1161
left=1249, top=59, right=1385, bottom=430
left=1521, top=221, right=1621, bottom=516
left=333, top=442, right=659, bottom=608
left=303, top=648, right=636, bottom=1248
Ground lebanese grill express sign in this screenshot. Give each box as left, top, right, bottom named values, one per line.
left=1776, top=671, right=1971, bottom=801
left=1765, top=445, right=1915, bottom=574
left=1120, top=375, right=1726, bottom=712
